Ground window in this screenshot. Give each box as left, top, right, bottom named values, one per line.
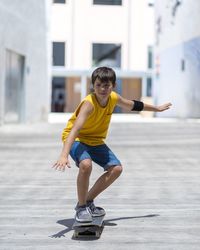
left=148, top=46, right=153, bottom=69
left=92, top=43, right=121, bottom=68
left=181, top=59, right=185, bottom=71
left=146, top=78, right=152, bottom=97
left=147, top=46, right=153, bottom=97
left=52, top=42, right=65, bottom=66
left=51, top=77, right=65, bottom=112
left=53, top=0, right=65, bottom=3
left=148, top=0, right=154, bottom=7
left=93, top=0, right=122, bottom=5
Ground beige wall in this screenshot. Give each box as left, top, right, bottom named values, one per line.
left=121, top=78, right=142, bottom=113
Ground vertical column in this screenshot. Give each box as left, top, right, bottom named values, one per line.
left=80, top=74, right=87, bottom=100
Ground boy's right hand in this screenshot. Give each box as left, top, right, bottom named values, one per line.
left=53, top=156, right=71, bottom=172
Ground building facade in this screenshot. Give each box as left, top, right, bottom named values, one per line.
left=51, top=0, right=154, bottom=113
left=154, top=0, right=200, bottom=118
left=0, top=0, right=51, bottom=125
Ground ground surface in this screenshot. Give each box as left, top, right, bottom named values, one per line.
left=0, top=119, right=200, bottom=250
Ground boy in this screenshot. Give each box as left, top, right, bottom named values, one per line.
left=53, top=66, right=172, bottom=223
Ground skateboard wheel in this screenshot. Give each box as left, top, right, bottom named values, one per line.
left=74, top=231, right=79, bottom=238
left=96, top=231, right=100, bottom=238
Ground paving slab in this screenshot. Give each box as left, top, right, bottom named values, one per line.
left=0, top=120, right=200, bottom=249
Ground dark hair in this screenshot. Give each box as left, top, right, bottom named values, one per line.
left=91, top=67, right=116, bottom=86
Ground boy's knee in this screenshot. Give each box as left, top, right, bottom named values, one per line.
left=79, top=159, right=92, bottom=174
left=114, top=165, right=123, bottom=175
left=109, top=165, right=123, bottom=176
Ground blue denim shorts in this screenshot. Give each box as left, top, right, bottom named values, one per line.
left=70, top=141, right=121, bottom=171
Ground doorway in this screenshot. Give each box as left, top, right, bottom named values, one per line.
left=4, top=50, right=25, bottom=123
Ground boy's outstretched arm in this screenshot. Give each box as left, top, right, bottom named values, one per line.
left=53, top=101, right=93, bottom=172
left=143, top=102, right=172, bottom=112
left=116, top=94, right=172, bottom=112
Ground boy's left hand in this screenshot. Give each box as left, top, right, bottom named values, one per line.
left=157, top=102, right=172, bottom=112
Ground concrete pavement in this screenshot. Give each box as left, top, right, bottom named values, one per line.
left=0, top=118, right=200, bottom=249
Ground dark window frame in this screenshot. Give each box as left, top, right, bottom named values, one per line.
left=93, top=0, right=122, bottom=6
left=53, top=0, right=66, bottom=4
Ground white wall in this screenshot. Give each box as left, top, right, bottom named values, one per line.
left=155, top=0, right=200, bottom=51
left=51, top=0, right=154, bottom=71
left=0, top=0, right=51, bottom=124
left=154, top=0, right=200, bottom=118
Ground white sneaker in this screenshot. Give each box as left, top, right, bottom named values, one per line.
left=87, top=201, right=106, bottom=217
left=75, top=206, right=92, bottom=223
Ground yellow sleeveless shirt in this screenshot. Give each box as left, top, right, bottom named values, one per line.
left=62, top=91, right=118, bottom=146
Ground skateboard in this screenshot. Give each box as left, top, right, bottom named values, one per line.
left=72, top=215, right=105, bottom=238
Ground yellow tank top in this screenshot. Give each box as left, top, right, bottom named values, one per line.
left=62, top=91, right=118, bottom=146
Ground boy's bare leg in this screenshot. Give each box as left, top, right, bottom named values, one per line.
left=86, top=165, right=122, bottom=202
left=77, top=159, right=92, bottom=206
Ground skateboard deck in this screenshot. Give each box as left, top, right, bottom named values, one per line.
left=73, top=215, right=105, bottom=238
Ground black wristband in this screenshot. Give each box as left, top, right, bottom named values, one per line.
left=131, top=100, right=144, bottom=111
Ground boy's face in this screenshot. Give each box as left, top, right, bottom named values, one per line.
left=93, top=80, right=114, bottom=99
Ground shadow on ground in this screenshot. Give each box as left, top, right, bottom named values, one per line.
left=49, top=214, right=160, bottom=240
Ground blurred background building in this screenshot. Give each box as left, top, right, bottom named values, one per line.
left=51, top=0, right=154, bottom=113
left=154, top=0, right=200, bottom=118
left=0, top=0, right=51, bottom=125
left=3, top=0, right=199, bottom=124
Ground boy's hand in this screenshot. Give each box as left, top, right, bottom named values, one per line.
left=157, top=102, right=172, bottom=112
left=53, top=156, right=71, bottom=172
